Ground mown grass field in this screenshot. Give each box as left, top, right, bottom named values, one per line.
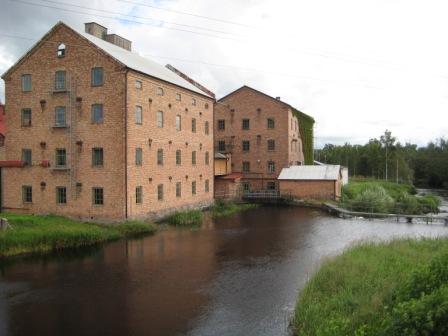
left=0, top=214, right=156, bottom=258
left=293, top=238, right=448, bottom=335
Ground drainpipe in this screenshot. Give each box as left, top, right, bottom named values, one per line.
left=124, top=71, right=128, bottom=219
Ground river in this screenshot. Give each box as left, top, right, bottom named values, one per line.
left=1, top=205, right=448, bottom=336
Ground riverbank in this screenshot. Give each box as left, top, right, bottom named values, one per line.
left=0, top=214, right=156, bottom=258
left=293, top=237, right=448, bottom=335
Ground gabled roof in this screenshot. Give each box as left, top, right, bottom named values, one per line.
left=278, top=165, right=341, bottom=181
left=2, top=22, right=214, bottom=99
left=217, top=85, right=314, bottom=121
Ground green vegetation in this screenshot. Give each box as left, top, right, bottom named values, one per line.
left=165, top=209, right=203, bottom=226
left=0, top=214, right=156, bottom=258
left=341, top=179, right=440, bottom=214
left=293, top=238, right=448, bottom=336
left=211, top=199, right=258, bottom=219
left=316, top=130, right=448, bottom=189
left=292, top=108, right=315, bottom=165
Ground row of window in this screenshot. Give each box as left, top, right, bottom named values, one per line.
left=217, top=118, right=275, bottom=131
left=217, top=139, right=276, bottom=152
left=138, top=180, right=210, bottom=203
left=242, top=181, right=277, bottom=192
left=242, top=161, right=276, bottom=173
left=22, top=185, right=104, bottom=205
left=136, top=149, right=210, bottom=166
left=136, top=81, right=203, bottom=107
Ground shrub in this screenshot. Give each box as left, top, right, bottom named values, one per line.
left=396, top=192, right=420, bottom=215
left=211, top=200, right=257, bottom=219
left=417, top=194, right=441, bottom=214
left=351, top=185, right=394, bottom=213
left=166, top=210, right=203, bottom=226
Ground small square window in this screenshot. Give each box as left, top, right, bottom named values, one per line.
left=91, top=104, right=103, bottom=123
left=135, top=106, right=143, bottom=124
left=267, top=181, right=276, bottom=190
left=135, top=80, right=142, bottom=89
left=22, top=185, right=32, bottom=203
left=267, top=118, right=275, bottom=129
left=21, top=108, right=32, bottom=127
left=136, top=148, right=142, bottom=165
left=92, top=147, right=104, bottom=166
left=157, top=87, right=164, bottom=96
left=92, top=187, right=104, bottom=205
left=242, top=141, right=250, bottom=152
left=21, top=74, right=32, bottom=92
left=242, top=119, right=250, bottom=130
left=136, top=186, right=143, bottom=204
left=157, top=184, right=164, bottom=200
left=56, top=187, right=67, bottom=204
left=91, top=67, right=104, bottom=86
left=218, top=119, right=225, bottom=130
left=176, top=93, right=181, bottom=101
left=57, top=43, right=66, bottom=58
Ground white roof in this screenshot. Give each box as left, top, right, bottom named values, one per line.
left=278, top=165, right=341, bottom=180
left=74, top=25, right=213, bottom=98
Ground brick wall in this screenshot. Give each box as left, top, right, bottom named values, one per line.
left=279, top=180, right=338, bottom=200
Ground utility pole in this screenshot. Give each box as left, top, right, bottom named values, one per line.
left=385, top=144, right=388, bottom=181
left=396, top=158, right=399, bottom=183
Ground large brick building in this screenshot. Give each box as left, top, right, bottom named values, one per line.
left=214, top=86, right=314, bottom=192
left=0, top=21, right=215, bottom=222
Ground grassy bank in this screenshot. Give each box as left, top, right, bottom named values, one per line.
left=0, top=214, right=156, bottom=258
left=165, top=209, right=203, bottom=226
left=211, top=199, right=258, bottom=219
left=293, top=238, right=448, bottom=335
left=341, top=179, right=440, bottom=214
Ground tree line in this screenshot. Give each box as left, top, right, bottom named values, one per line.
left=315, top=130, right=448, bottom=188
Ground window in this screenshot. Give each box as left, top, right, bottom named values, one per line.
left=21, top=74, right=31, bottom=92
left=157, top=87, right=164, bottom=96
left=21, top=108, right=31, bottom=126
left=57, top=43, right=66, bottom=57
left=205, top=179, right=209, bottom=193
left=157, top=184, right=164, bottom=200
left=176, top=93, right=181, bottom=101
left=176, top=182, right=181, bottom=198
left=135, top=106, right=143, bottom=124
left=243, top=182, right=250, bottom=193
left=55, top=70, right=66, bottom=91
left=205, top=151, right=209, bottom=165
left=192, top=181, right=196, bottom=195
left=205, top=121, right=209, bottom=135
left=92, top=187, right=104, bottom=205
left=268, top=161, right=276, bottom=173
left=157, top=111, right=164, bottom=128
left=267, top=118, right=275, bottom=129
left=176, top=115, right=181, bottom=131
left=218, top=119, right=225, bottom=130
left=55, top=106, right=66, bottom=126
left=176, top=150, right=181, bottom=165
left=242, top=140, right=250, bottom=152
left=192, top=98, right=196, bottom=106
left=55, top=148, right=67, bottom=167
left=267, top=139, right=275, bottom=151
left=191, top=118, right=196, bottom=133
left=157, top=149, right=163, bottom=165
left=91, top=67, right=104, bottom=86
left=242, top=161, right=250, bottom=173
left=136, top=186, right=142, bottom=204
left=135, top=80, right=142, bottom=89
left=22, top=185, right=32, bottom=203
left=135, top=148, right=142, bottom=165
left=56, top=187, right=67, bottom=204
left=267, top=181, right=276, bottom=190
left=192, top=151, right=197, bottom=165
left=22, top=149, right=32, bottom=166
left=242, top=119, right=250, bottom=130
left=92, top=147, right=103, bottom=166
left=91, top=104, right=103, bottom=123
left=218, top=140, right=225, bottom=152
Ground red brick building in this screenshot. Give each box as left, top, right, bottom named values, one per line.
left=214, top=86, right=311, bottom=192
left=0, top=22, right=215, bottom=222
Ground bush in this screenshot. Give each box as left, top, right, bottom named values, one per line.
left=417, top=194, right=441, bottom=214
left=396, top=192, right=420, bottom=215
left=211, top=200, right=257, bottom=219
left=166, top=209, right=203, bottom=226
left=351, top=185, right=394, bottom=213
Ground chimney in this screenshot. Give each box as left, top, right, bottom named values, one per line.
left=276, top=96, right=281, bottom=100
left=84, top=22, right=132, bottom=51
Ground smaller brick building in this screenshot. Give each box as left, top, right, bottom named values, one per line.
left=278, top=165, right=343, bottom=200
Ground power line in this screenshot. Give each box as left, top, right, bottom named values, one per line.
left=10, top=0, right=242, bottom=42
left=31, top=0, right=243, bottom=37
left=116, top=0, right=255, bottom=29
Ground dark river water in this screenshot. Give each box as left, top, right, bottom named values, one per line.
left=1, top=206, right=448, bottom=336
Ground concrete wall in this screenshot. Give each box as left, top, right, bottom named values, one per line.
left=279, top=180, right=339, bottom=200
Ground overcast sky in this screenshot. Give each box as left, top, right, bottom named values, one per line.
left=1, top=0, right=448, bottom=147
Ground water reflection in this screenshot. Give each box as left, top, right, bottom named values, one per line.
left=1, top=206, right=448, bottom=336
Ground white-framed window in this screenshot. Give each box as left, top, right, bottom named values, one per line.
left=55, top=106, right=66, bottom=126
left=135, top=105, right=143, bottom=124
left=91, top=67, right=104, bottom=86
left=157, top=111, right=164, bottom=128
left=176, top=115, right=181, bottom=131
left=21, top=74, right=32, bottom=92
left=91, top=104, right=103, bottom=123
left=268, top=161, right=276, bottom=173
left=135, top=80, right=142, bottom=89
left=157, top=87, right=164, bottom=96
left=176, top=93, right=181, bottom=101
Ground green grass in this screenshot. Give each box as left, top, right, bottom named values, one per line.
left=165, top=209, right=203, bottom=226
left=0, top=214, right=156, bottom=258
left=210, top=199, right=258, bottom=219
left=293, top=238, right=448, bottom=335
